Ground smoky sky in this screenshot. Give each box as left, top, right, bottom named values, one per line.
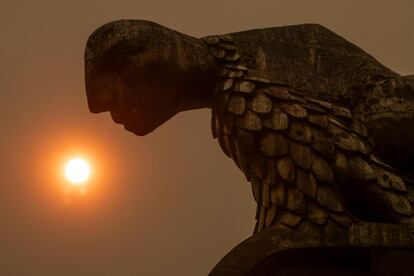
left=0, top=1, right=413, bottom=275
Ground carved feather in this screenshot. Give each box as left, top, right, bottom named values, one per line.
left=209, top=35, right=414, bottom=234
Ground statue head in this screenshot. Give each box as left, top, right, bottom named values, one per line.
left=85, top=20, right=217, bottom=135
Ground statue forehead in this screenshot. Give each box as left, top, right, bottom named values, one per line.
left=85, top=20, right=167, bottom=66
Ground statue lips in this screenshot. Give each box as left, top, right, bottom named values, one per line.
left=111, top=107, right=154, bottom=136
left=110, top=106, right=137, bottom=125
left=109, top=84, right=139, bottom=125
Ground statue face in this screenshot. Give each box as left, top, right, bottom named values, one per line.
left=85, top=20, right=217, bottom=135
left=85, top=50, right=183, bottom=136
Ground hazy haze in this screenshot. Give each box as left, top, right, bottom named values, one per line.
left=0, top=1, right=413, bottom=275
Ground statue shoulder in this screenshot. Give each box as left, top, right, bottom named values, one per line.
left=203, top=23, right=397, bottom=103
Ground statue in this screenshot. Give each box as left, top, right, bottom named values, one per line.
left=84, top=20, right=414, bottom=275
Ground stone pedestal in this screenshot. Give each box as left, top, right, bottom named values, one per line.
left=210, top=222, right=414, bottom=275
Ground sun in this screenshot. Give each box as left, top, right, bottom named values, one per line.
left=65, top=158, right=90, bottom=184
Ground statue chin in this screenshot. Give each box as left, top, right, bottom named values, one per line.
left=124, top=123, right=154, bottom=136
left=108, top=107, right=152, bottom=136
left=120, top=114, right=162, bottom=136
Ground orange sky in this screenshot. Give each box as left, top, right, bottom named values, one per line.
left=1, top=1, right=413, bottom=275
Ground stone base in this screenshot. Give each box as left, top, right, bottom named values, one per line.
left=210, top=222, right=414, bottom=275
left=249, top=247, right=414, bottom=276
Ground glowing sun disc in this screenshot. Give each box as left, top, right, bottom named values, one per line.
left=65, top=158, right=90, bottom=184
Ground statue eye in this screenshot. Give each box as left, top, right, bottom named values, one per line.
left=99, top=43, right=147, bottom=71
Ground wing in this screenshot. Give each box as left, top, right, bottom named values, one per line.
left=205, top=33, right=414, bottom=234
left=213, top=77, right=414, bottom=233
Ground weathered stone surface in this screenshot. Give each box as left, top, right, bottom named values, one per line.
left=202, top=35, right=219, bottom=44
left=225, top=64, right=248, bottom=71
left=219, top=43, right=236, bottom=50
left=87, top=21, right=414, bottom=261
left=408, top=190, right=414, bottom=204
left=332, top=105, right=352, bottom=119
left=307, top=114, right=328, bottom=128
left=312, top=156, right=334, bottom=184
left=236, top=110, right=262, bottom=130
left=248, top=154, right=266, bottom=180
left=212, top=115, right=219, bottom=138
left=288, top=122, right=312, bottom=143
left=234, top=81, right=255, bottom=93
left=258, top=205, right=266, bottom=232
left=373, top=167, right=407, bottom=191
left=307, top=202, right=328, bottom=225
left=331, top=213, right=353, bottom=228
left=280, top=211, right=302, bottom=228
left=307, top=174, right=319, bottom=198
left=232, top=147, right=249, bottom=174
left=334, top=151, right=349, bottom=181
left=289, top=141, right=312, bottom=170
left=219, top=68, right=229, bottom=76
left=329, top=122, right=369, bottom=155
left=251, top=182, right=260, bottom=203
left=287, top=188, right=306, bottom=214
left=262, top=184, right=270, bottom=208
left=210, top=47, right=226, bottom=58
left=251, top=93, right=272, bottom=114
left=232, top=141, right=249, bottom=173
left=317, top=186, right=344, bottom=212
left=304, top=103, right=327, bottom=113
left=296, top=170, right=317, bottom=198
left=227, top=70, right=243, bottom=78
left=227, top=95, right=246, bottom=115
left=323, top=219, right=349, bottom=245
left=330, top=126, right=360, bottom=151
left=338, top=134, right=367, bottom=154
left=369, top=154, right=394, bottom=169
left=281, top=104, right=307, bottom=118
left=263, top=86, right=292, bottom=100
left=286, top=92, right=307, bottom=104
left=348, top=156, right=376, bottom=181
left=211, top=222, right=414, bottom=275
left=234, top=128, right=255, bottom=149
left=358, top=140, right=371, bottom=156
left=292, top=221, right=321, bottom=242
left=311, top=128, right=335, bottom=159
left=350, top=223, right=414, bottom=247
left=264, top=159, right=277, bottom=185
left=277, top=157, right=295, bottom=182
left=222, top=116, right=234, bottom=135
left=225, top=52, right=240, bottom=61
left=329, top=117, right=350, bottom=130
left=386, top=192, right=412, bottom=216
left=270, top=184, right=285, bottom=207
left=263, top=109, right=289, bottom=130
left=222, top=78, right=233, bottom=90
left=265, top=205, right=277, bottom=227
left=218, top=34, right=234, bottom=42
left=308, top=98, right=333, bottom=110
left=259, top=132, right=288, bottom=157
left=218, top=134, right=231, bottom=157
left=328, top=116, right=352, bottom=134
left=254, top=203, right=260, bottom=220
left=351, top=119, right=368, bottom=137
left=244, top=76, right=271, bottom=83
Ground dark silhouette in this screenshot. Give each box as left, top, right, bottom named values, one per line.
left=85, top=20, right=414, bottom=275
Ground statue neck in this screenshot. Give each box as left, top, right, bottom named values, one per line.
left=174, top=37, right=220, bottom=112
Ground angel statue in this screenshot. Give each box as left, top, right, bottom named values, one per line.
left=84, top=20, right=414, bottom=275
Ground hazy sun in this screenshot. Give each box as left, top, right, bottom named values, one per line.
left=65, top=158, right=90, bottom=184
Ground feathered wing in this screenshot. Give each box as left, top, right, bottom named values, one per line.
left=213, top=79, right=414, bottom=233
left=204, top=33, right=414, bottom=233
